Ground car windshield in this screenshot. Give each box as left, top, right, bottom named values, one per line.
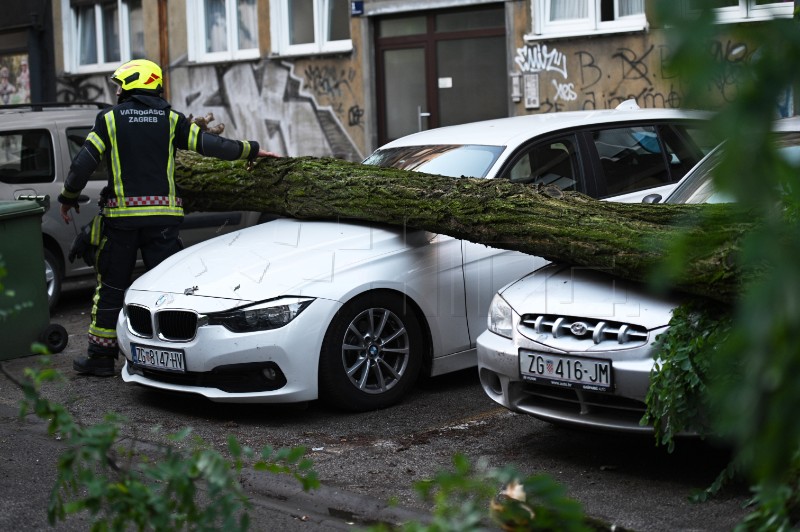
left=362, top=144, right=505, bottom=178
left=666, top=131, right=800, bottom=205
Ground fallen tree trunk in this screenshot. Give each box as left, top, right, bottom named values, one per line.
left=175, top=153, right=756, bottom=304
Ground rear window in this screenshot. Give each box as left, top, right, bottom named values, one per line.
left=0, top=129, right=54, bottom=184
left=363, top=144, right=505, bottom=178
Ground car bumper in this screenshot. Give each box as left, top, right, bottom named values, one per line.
left=118, top=297, right=340, bottom=403
left=476, top=329, right=658, bottom=433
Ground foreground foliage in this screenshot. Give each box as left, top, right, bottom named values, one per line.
left=643, top=300, right=734, bottom=451
left=643, top=300, right=800, bottom=531
left=2, top=357, right=319, bottom=531
left=646, top=1, right=800, bottom=528
left=368, top=454, right=592, bottom=532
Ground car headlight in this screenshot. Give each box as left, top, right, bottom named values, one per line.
left=208, top=297, right=314, bottom=333
left=487, top=293, right=514, bottom=339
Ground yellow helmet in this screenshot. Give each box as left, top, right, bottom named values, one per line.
left=110, top=59, right=163, bottom=91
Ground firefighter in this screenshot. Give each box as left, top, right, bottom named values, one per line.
left=58, top=58, right=279, bottom=376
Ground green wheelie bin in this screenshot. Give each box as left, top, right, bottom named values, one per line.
left=0, top=196, right=68, bottom=360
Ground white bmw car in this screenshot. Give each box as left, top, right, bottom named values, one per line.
left=476, top=117, right=800, bottom=431
left=117, top=106, right=712, bottom=411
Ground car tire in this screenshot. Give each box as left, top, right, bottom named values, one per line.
left=318, top=291, right=423, bottom=411
left=43, top=248, right=63, bottom=312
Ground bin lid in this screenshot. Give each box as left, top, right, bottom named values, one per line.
left=0, top=200, right=46, bottom=221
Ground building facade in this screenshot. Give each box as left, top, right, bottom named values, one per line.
left=27, top=0, right=797, bottom=160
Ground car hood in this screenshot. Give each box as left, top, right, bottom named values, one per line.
left=128, top=218, right=430, bottom=304
left=499, top=264, right=684, bottom=330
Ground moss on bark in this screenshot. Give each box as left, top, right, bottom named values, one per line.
left=174, top=153, right=755, bottom=303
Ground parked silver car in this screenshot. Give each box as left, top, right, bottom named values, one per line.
left=476, top=117, right=800, bottom=432
left=0, top=103, right=264, bottom=310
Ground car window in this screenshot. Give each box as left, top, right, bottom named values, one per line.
left=667, top=148, right=731, bottom=204
left=506, top=136, right=579, bottom=192
left=0, top=129, right=54, bottom=185
left=657, top=124, right=707, bottom=182
left=594, top=125, right=672, bottom=197
left=66, top=127, right=108, bottom=181
left=668, top=132, right=800, bottom=205
left=363, top=144, right=505, bottom=178
left=682, top=124, right=719, bottom=156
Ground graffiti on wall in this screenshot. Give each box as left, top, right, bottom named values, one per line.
left=515, top=43, right=568, bottom=78
left=299, top=64, right=365, bottom=131
left=303, top=65, right=353, bottom=101
left=56, top=59, right=363, bottom=161
left=707, top=39, right=749, bottom=104
left=56, top=74, right=115, bottom=104
left=514, top=41, right=684, bottom=112
left=515, top=44, right=577, bottom=107
left=513, top=36, right=790, bottom=117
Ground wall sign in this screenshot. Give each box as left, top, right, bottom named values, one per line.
left=523, top=73, right=540, bottom=110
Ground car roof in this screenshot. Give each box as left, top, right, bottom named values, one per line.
left=379, top=107, right=711, bottom=151
left=0, top=104, right=107, bottom=129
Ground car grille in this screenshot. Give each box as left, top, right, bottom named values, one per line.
left=126, top=304, right=198, bottom=341
left=127, top=304, right=153, bottom=336
left=518, top=314, right=649, bottom=346
left=158, top=310, right=198, bottom=341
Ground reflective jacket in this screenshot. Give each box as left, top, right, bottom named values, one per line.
left=58, top=92, right=259, bottom=222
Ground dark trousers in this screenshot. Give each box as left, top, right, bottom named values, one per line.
left=87, top=222, right=182, bottom=357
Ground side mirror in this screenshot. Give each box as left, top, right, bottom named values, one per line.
left=641, top=194, right=662, bottom=204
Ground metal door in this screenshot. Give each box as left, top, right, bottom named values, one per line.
left=375, top=4, right=507, bottom=145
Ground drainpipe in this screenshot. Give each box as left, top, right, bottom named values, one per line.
left=158, top=0, right=169, bottom=101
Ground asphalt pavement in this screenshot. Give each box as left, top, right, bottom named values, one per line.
left=0, top=397, right=435, bottom=531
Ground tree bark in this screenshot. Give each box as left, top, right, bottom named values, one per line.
left=175, top=153, right=755, bottom=304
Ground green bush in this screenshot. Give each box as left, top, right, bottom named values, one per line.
left=642, top=300, right=734, bottom=451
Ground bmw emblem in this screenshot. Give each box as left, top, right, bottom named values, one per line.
left=155, top=294, right=168, bottom=307
left=570, top=321, right=589, bottom=336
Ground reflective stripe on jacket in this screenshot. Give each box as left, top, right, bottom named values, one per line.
left=58, top=92, right=260, bottom=220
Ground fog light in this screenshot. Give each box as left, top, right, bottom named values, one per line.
left=262, top=367, right=278, bottom=381
left=480, top=368, right=503, bottom=396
